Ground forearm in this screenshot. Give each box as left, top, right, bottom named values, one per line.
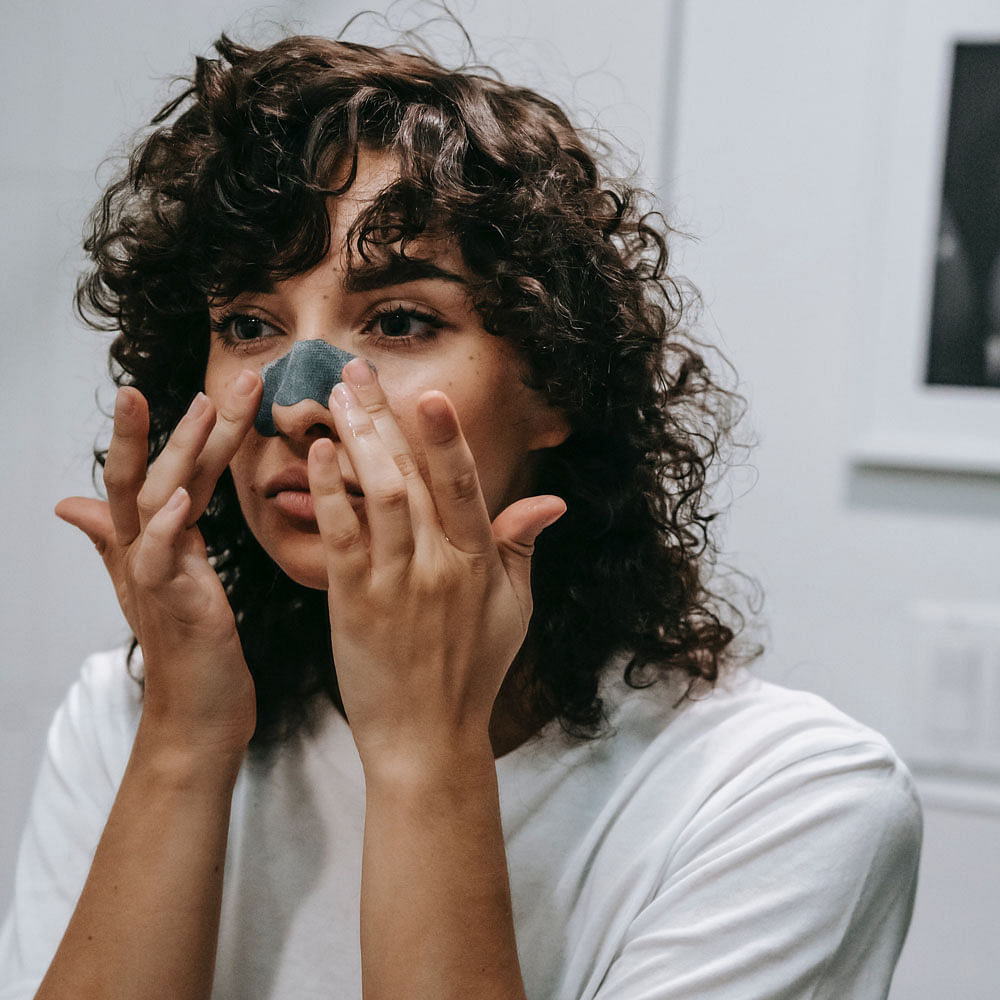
left=360, top=740, right=526, bottom=1000
left=36, top=723, right=243, bottom=1000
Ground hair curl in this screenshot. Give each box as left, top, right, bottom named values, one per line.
left=78, top=34, right=755, bottom=744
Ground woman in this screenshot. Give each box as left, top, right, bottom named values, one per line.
left=0, top=34, right=920, bottom=1000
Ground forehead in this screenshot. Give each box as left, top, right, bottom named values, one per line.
left=324, top=146, right=471, bottom=283
left=327, top=146, right=400, bottom=247
left=205, top=146, right=471, bottom=303
left=327, top=146, right=469, bottom=268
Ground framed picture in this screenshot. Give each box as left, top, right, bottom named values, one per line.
left=853, top=1, right=1000, bottom=474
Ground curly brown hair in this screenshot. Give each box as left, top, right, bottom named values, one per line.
left=78, top=34, right=755, bottom=744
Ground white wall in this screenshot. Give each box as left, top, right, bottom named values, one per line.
left=2, top=1, right=997, bottom=996
left=670, top=3, right=1000, bottom=998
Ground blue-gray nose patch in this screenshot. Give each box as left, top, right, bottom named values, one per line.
left=254, top=340, right=363, bottom=436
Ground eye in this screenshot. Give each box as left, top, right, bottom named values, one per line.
left=379, top=309, right=416, bottom=337
left=210, top=312, right=283, bottom=350
left=364, top=305, right=443, bottom=344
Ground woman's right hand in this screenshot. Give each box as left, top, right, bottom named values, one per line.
left=55, top=370, right=263, bottom=759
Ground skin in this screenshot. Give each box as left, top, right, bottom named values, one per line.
left=44, top=149, right=570, bottom=999
left=207, top=151, right=569, bottom=592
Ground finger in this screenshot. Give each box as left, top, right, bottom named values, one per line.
left=492, top=495, right=567, bottom=610
left=186, top=370, right=261, bottom=520
left=416, top=391, right=493, bottom=553
left=137, top=392, right=216, bottom=529
left=342, top=358, right=437, bottom=526
left=131, top=486, right=192, bottom=592
left=55, top=496, right=117, bottom=558
left=329, top=380, right=415, bottom=568
left=103, top=387, right=150, bottom=545
left=57, top=496, right=136, bottom=633
left=308, top=438, right=369, bottom=589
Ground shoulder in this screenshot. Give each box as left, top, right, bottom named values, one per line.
left=578, top=672, right=922, bottom=998
left=540, top=666, right=924, bottom=876
left=505, top=669, right=921, bottom=997
left=614, top=666, right=916, bottom=776
left=612, top=668, right=922, bottom=877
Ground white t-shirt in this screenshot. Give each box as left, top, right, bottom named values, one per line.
left=0, top=650, right=921, bottom=999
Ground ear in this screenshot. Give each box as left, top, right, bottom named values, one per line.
left=526, top=401, right=572, bottom=452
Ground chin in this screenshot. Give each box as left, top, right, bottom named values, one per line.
left=277, top=557, right=330, bottom=591
left=258, top=537, right=331, bottom=591
left=248, top=514, right=369, bottom=593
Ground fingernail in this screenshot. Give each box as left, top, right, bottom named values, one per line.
left=311, top=438, right=336, bottom=464
left=188, top=392, right=210, bottom=418
left=347, top=358, right=374, bottom=388
left=165, top=486, right=188, bottom=512
left=234, top=370, right=258, bottom=396
left=332, top=383, right=352, bottom=409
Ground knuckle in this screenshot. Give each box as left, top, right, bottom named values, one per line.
left=189, top=457, right=211, bottom=487
left=212, top=393, right=239, bottom=421
left=350, top=420, right=378, bottom=440
left=325, top=523, right=365, bottom=552
left=311, top=477, right=343, bottom=499
left=505, top=538, right=535, bottom=559
left=466, top=552, right=492, bottom=577
left=214, top=395, right=250, bottom=431
left=391, top=450, right=419, bottom=479
left=362, top=397, right=390, bottom=417
left=135, top=485, right=160, bottom=521
left=166, top=412, right=210, bottom=451
left=161, top=424, right=188, bottom=451
left=447, top=470, right=480, bottom=505
left=102, top=464, right=131, bottom=492
left=129, top=552, right=159, bottom=591
left=369, top=481, right=409, bottom=512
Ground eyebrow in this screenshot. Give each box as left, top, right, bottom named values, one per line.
left=344, top=257, right=468, bottom=293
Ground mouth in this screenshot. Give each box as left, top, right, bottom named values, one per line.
left=263, top=469, right=365, bottom=523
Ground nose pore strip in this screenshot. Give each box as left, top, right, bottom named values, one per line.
left=254, top=340, right=362, bottom=436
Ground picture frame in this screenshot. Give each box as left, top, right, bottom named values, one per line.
left=853, top=1, right=1000, bottom=475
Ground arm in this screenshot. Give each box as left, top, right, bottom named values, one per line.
left=360, top=743, right=521, bottom=1000
left=309, top=360, right=564, bottom=1000
left=34, top=733, right=242, bottom=1000
left=37, top=373, right=262, bottom=1000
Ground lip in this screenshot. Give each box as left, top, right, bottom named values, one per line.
left=263, top=468, right=365, bottom=523
left=264, top=469, right=311, bottom=498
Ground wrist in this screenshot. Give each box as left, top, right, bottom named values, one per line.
left=359, top=732, right=498, bottom=798
left=131, top=717, right=248, bottom=792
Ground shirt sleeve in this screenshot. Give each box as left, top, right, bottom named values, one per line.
left=0, top=652, right=139, bottom=999
left=592, top=738, right=922, bottom=1000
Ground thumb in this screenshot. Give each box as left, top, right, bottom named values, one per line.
left=492, top=494, right=566, bottom=598
left=55, top=497, right=117, bottom=557
left=56, top=496, right=140, bottom=635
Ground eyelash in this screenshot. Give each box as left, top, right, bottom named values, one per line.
left=362, top=304, right=444, bottom=346
left=209, top=304, right=444, bottom=353
left=209, top=313, right=281, bottom=352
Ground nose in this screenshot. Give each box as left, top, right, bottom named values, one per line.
left=255, top=339, right=359, bottom=437
left=270, top=397, right=337, bottom=441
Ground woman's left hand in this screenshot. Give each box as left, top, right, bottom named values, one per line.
left=307, top=357, right=564, bottom=771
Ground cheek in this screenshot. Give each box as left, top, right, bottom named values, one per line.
left=226, top=441, right=259, bottom=510
left=377, top=361, right=538, bottom=510
left=203, top=352, right=233, bottom=400
left=451, top=400, right=538, bottom=510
